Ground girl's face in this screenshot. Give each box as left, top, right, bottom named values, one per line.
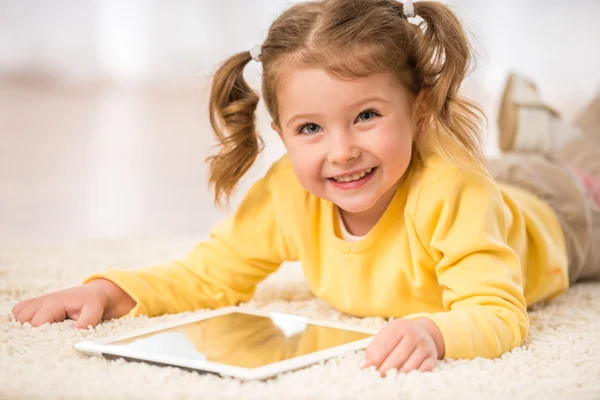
left=274, top=69, right=417, bottom=216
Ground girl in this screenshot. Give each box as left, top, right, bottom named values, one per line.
left=11, top=0, right=600, bottom=376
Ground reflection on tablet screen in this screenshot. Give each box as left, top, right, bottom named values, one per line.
left=107, top=312, right=372, bottom=368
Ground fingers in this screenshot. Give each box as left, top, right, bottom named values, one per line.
left=364, top=324, right=403, bottom=369
left=397, top=347, right=428, bottom=374
left=378, top=337, right=420, bottom=374
left=12, top=292, right=102, bottom=330
left=12, top=298, right=33, bottom=317
left=363, top=319, right=439, bottom=375
left=13, top=298, right=43, bottom=325
left=377, top=344, right=436, bottom=375
left=75, top=303, right=103, bottom=329
left=417, top=358, right=437, bottom=372
left=30, top=303, right=66, bottom=327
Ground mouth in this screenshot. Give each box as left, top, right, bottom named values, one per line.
left=327, top=167, right=377, bottom=190
left=329, top=167, right=375, bottom=182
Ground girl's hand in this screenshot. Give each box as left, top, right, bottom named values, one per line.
left=363, top=318, right=444, bottom=375
left=11, top=279, right=136, bottom=329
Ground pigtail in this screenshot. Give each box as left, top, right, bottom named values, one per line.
left=208, top=51, right=262, bottom=206
left=411, top=1, right=486, bottom=165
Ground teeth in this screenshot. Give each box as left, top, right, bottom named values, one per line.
left=333, top=168, right=373, bottom=182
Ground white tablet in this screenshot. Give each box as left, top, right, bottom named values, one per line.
left=74, top=306, right=377, bottom=381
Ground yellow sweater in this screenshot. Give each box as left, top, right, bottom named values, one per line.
left=83, top=154, right=569, bottom=360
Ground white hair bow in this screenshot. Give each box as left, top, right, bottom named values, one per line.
left=404, top=0, right=415, bottom=18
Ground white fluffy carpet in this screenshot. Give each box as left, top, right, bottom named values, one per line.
left=1, top=237, right=600, bottom=400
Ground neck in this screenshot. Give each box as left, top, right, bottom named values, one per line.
left=338, top=177, right=403, bottom=236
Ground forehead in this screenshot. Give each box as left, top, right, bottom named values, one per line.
left=276, top=68, right=409, bottom=120
left=280, top=69, right=400, bottom=100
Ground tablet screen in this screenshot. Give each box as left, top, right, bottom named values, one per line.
left=105, top=312, right=372, bottom=368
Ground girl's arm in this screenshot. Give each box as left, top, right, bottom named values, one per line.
left=404, top=166, right=529, bottom=360
left=82, top=166, right=294, bottom=318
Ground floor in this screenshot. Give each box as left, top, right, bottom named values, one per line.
left=0, top=79, right=241, bottom=244
left=2, top=236, right=599, bottom=399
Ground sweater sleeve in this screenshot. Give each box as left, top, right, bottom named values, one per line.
left=403, top=167, right=529, bottom=360
left=82, top=166, right=293, bottom=318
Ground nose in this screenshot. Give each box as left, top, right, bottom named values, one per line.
left=326, top=130, right=360, bottom=165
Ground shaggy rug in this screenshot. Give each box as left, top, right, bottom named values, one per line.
left=1, top=237, right=599, bottom=400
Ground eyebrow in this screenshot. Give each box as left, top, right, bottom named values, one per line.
left=284, top=96, right=390, bottom=128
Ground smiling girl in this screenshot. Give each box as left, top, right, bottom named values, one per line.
left=13, top=0, right=600, bottom=375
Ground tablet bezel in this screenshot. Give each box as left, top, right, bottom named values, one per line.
left=73, top=306, right=378, bottom=380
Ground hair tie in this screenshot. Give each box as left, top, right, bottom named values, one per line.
left=403, top=0, right=415, bottom=18
left=249, top=44, right=262, bottom=62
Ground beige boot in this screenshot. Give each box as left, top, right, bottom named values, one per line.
left=497, top=73, right=562, bottom=153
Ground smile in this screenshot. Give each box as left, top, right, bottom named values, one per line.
left=331, top=168, right=374, bottom=182
left=328, top=167, right=377, bottom=190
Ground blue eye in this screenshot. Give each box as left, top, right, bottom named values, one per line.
left=356, top=110, right=380, bottom=123
left=299, top=123, right=322, bottom=135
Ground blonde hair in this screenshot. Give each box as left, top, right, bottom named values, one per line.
left=208, top=0, right=485, bottom=205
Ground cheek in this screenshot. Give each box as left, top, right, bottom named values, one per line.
left=287, top=145, right=324, bottom=189
left=372, top=126, right=414, bottom=163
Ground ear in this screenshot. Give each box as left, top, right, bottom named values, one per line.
left=272, top=121, right=283, bottom=139
left=413, top=89, right=428, bottom=118
left=412, top=89, right=430, bottom=138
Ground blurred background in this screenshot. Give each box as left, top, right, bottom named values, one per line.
left=1, top=0, right=599, bottom=244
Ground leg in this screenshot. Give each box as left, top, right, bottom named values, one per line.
left=560, top=137, right=600, bottom=281
left=575, top=91, right=600, bottom=143
left=496, top=73, right=600, bottom=282
left=487, top=153, right=593, bottom=284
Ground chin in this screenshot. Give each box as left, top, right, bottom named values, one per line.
left=332, top=195, right=380, bottom=214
